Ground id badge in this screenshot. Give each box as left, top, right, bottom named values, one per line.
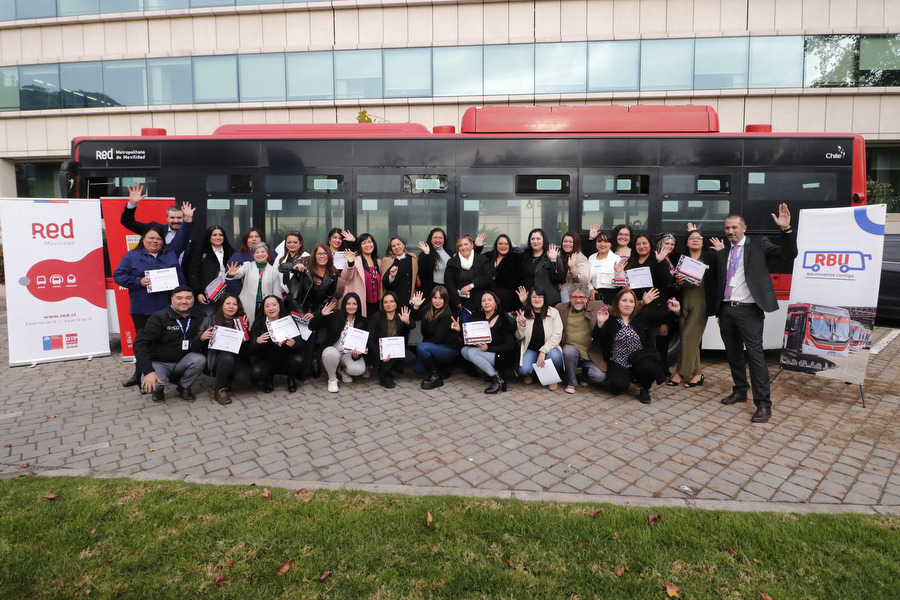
left=182, top=340, right=190, bottom=350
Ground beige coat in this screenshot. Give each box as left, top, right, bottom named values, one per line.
left=514, top=306, right=564, bottom=367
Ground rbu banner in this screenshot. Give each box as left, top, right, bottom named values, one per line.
left=780, top=205, right=886, bottom=385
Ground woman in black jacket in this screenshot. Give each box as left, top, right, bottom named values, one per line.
left=308, top=292, right=368, bottom=393
left=455, top=290, right=518, bottom=394
left=367, top=291, right=415, bottom=389
left=188, top=225, right=235, bottom=314
left=486, top=234, right=524, bottom=312
left=195, top=293, right=250, bottom=405
left=595, top=288, right=680, bottom=405
left=445, top=234, right=491, bottom=315
left=248, top=295, right=306, bottom=393
left=410, top=286, right=459, bottom=390
left=416, top=227, right=451, bottom=299
left=521, top=228, right=566, bottom=305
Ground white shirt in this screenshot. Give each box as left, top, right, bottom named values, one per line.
left=726, top=237, right=753, bottom=303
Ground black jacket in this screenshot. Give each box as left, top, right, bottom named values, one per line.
left=187, top=247, right=234, bottom=297
left=712, top=231, right=798, bottom=314
left=134, top=305, right=206, bottom=376
left=522, top=252, right=566, bottom=305
left=445, top=253, right=492, bottom=312
left=247, top=316, right=304, bottom=362
left=411, top=305, right=459, bottom=350
left=467, top=310, right=518, bottom=370
left=366, top=312, right=414, bottom=360
left=488, top=251, right=525, bottom=312
left=594, top=307, right=670, bottom=363
left=281, top=257, right=338, bottom=314
left=308, top=311, right=369, bottom=348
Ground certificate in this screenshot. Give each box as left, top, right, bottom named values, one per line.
left=145, top=267, right=179, bottom=293
left=332, top=251, right=347, bottom=270
left=209, top=325, right=244, bottom=354
left=624, top=266, right=653, bottom=289
left=379, top=336, right=407, bottom=360
left=533, top=361, right=562, bottom=386
left=290, top=312, right=313, bottom=341
left=204, top=275, right=227, bottom=302
left=340, top=327, right=369, bottom=353
left=462, top=320, right=492, bottom=345
left=266, top=316, right=301, bottom=343
left=676, top=255, right=707, bottom=285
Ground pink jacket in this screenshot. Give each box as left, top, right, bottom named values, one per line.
left=341, top=256, right=382, bottom=317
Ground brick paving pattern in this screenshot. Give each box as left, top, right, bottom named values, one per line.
left=1, top=301, right=898, bottom=513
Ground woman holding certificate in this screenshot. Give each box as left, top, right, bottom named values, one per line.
left=308, top=292, right=368, bottom=393
left=248, top=295, right=305, bottom=393
left=225, top=242, right=281, bottom=327
left=196, top=293, right=250, bottom=405
left=514, top=288, right=564, bottom=391
left=587, top=232, right=622, bottom=305
left=454, top=291, right=517, bottom=394
left=667, top=227, right=719, bottom=387
left=410, top=286, right=459, bottom=390
left=367, top=292, right=415, bottom=389
left=445, top=235, right=491, bottom=315
left=113, top=202, right=194, bottom=388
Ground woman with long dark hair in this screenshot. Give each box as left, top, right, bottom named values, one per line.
left=248, top=295, right=305, bottom=393
left=587, top=231, right=624, bottom=305
left=188, top=225, right=235, bottom=314
left=417, top=227, right=451, bottom=299
left=611, top=224, right=634, bottom=258
left=410, top=286, right=459, bottom=389
left=521, top=228, right=565, bottom=305
left=380, top=236, right=418, bottom=308
left=341, top=233, right=382, bottom=317
left=559, top=231, right=590, bottom=302
left=454, top=290, right=517, bottom=394
left=367, top=291, right=415, bottom=389
left=308, top=292, right=368, bottom=393
left=514, top=288, right=564, bottom=390
left=285, top=242, right=338, bottom=316
left=486, top=234, right=524, bottom=312
left=232, top=227, right=267, bottom=264
left=196, top=293, right=250, bottom=405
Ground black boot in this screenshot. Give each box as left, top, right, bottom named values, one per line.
left=484, top=373, right=506, bottom=394
left=421, top=358, right=443, bottom=390
left=263, top=378, right=274, bottom=393
left=287, top=377, right=297, bottom=393
left=656, top=334, right=670, bottom=376
left=310, top=358, right=321, bottom=378
left=122, top=367, right=140, bottom=387
left=378, top=366, right=395, bottom=389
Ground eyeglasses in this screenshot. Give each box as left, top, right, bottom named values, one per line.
left=687, top=236, right=703, bottom=241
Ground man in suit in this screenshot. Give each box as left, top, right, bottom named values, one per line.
left=121, top=183, right=186, bottom=263
left=714, top=203, right=797, bottom=424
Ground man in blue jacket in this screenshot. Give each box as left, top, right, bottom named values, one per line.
left=714, top=203, right=797, bottom=424
left=134, top=286, right=207, bottom=402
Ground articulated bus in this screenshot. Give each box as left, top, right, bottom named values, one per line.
left=783, top=303, right=852, bottom=358
left=61, top=105, right=867, bottom=349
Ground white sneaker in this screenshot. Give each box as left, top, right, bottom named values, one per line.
left=565, top=385, right=577, bottom=394
left=338, top=367, right=353, bottom=384
left=327, top=379, right=339, bottom=393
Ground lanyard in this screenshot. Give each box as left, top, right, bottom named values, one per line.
left=176, top=318, right=192, bottom=339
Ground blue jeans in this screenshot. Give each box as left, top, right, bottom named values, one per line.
left=414, top=342, right=459, bottom=373
left=562, top=345, right=607, bottom=387
left=461, top=346, right=498, bottom=377
left=516, top=348, right=563, bottom=377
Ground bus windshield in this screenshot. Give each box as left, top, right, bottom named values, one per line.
left=809, top=313, right=850, bottom=342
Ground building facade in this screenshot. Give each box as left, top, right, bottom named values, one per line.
left=1, top=0, right=898, bottom=204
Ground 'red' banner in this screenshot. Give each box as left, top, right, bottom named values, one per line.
left=100, top=197, right=176, bottom=359
left=0, top=198, right=110, bottom=366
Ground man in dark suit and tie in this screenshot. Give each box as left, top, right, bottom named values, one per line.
left=714, top=203, right=797, bottom=423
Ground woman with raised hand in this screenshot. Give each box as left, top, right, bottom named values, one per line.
left=308, top=293, right=368, bottom=393
left=417, top=227, right=451, bottom=299
left=196, top=293, right=250, bottom=405
left=341, top=233, right=382, bottom=317
left=275, top=230, right=308, bottom=299
left=486, top=234, right=524, bottom=313
left=521, top=228, right=566, bottom=305
left=594, top=288, right=680, bottom=405
left=410, top=287, right=459, bottom=390
left=225, top=241, right=281, bottom=327
left=187, top=225, right=235, bottom=315
left=113, top=201, right=195, bottom=388
left=367, top=291, right=416, bottom=389
left=326, top=227, right=356, bottom=264
left=248, top=294, right=305, bottom=393
left=285, top=242, right=338, bottom=317
left=559, top=231, right=590, bottom=302
left=455, top=291, right=517, bottom=394
left=445, top=234, right=491, bottom=316
left=514, top=288, right=564, bottom=391
left=587, top=231, right=622, bottom=305
left=380, top=236, right=418, bottom=309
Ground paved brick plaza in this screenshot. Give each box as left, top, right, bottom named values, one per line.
left=1, top=299, right=898, bottom=514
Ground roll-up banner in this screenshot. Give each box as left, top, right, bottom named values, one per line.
left=0, top=198, right=110, bottom=366
left=99, top=197, right=175, bottom=359
left=779, top=205, right=886, bottom=385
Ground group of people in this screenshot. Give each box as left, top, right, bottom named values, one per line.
left=113, top=183, right=797, bottom=423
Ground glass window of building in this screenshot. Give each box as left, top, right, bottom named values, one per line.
left=145, top=0, right=189, bottom=9
left=805, top=35, right=858, bottom=87
left=860, top=36, right=900, bottom=86
left=433, top=46, right=483, bottom=96
left=286, top=52, right=334, bottom=100
left=749, top=36, right=803, bottom=88
left=695, top=38, right=749, bottom=89
left=484, top=45, right=534, bottom=95
left=641, top=39, right=694, bottom=91
left=58, top=0, right=99, bottom=16
left=19, top=65, right=61, bottom=110
left=102, top=60, right=148, bottom=106
left=60, top=62, right=106, bottom=108
left=193, top=56, right=238, bottom=103
left=0, top=68, right=18, bottom=110
left=100, top=0, right=142, bottom=12
left=190, top=0, right=226, bottom=7
left=14, top=0, right=56, bottom=19
left=384, top=48, right=432, bottom=98
left=587, top=41, right=640, bottom=92
left=0, top=2, right=15, bottom=20
left=334, top=50, right=382, bottom=99
left=536, top=42, right=587, bottom=93
left=148, top=58, right=193, bottom=105
left=239, top=54, right=286, bottom=102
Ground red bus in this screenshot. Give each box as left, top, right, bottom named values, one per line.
left=783, top=303, right=852, bottom=358
left=61, top=104, right=866, bottom=348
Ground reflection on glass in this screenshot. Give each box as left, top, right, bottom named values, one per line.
left=859, top=36, right=900, bottom=86
left=695, top=38, right=748, bottom=89
left=13, top=0, right=56, bottom=19
left=433, top=46, right=483, bottom=96
left=19, top=65, right=61, bottom=110
left=0, top=67, right=19, bottom=110
left=61, top=62, right=105, bottom=108
left=58, top=0, right=100, bottom=16
left=641, top=39, right=694, bottom=91
left=459, top=198, right=568, bottom=249
left=749, top=36, right=803, bottom=88
left=358, top=198, right=447, bottom=256
left=335, top=50, right=382, bottom=99
left=208, top=198, right=253, bottom=247
left=100, top=0, right=142, bottom=12
left=580, top=199, right=649, bottom=231
left=536, top=42, right=586, bottom=93
left=148, top=58, right=192, bottom=105
left=194, top=56, right=238, bottom=103
left=659, top=199, right=730, bottom=232
left=103, top=60, right=148, bottom=106
left=286, top=52, right=334, bottom=100
left=484, top=45, right=534, bottom=95
left=239, top=54, right=286, bottom=101
left=384, top=48, right=431, bottom=98
left=266, top=198, right=344, bottom=251
left=588, top=41, right=640, bottom=92
left=805, top=35, right=858, bottom=87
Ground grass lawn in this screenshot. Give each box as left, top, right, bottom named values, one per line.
left=0, top=476, right=897, bottom=599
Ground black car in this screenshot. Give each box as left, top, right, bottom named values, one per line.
left=877, top=234, right=900, bottom=324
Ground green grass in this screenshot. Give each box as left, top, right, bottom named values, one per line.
left=0, top=476, right=897, bottom=599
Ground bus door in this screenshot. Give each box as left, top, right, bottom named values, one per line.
left=457, top=168, right=575, bottom=251
left=203, top=171, right=258, bottom=247
left=658, top=168, right=739, bottom=234
left=263, top=170, right=350, bottom=252
left=354, top=167, right=454, bottom=253
left=578, top=169, right=657, bottom=235
left=784, top=307, right=806, bottom=352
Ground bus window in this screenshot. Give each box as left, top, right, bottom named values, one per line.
left=266, top=198, right=344, bottom=251
left=207, top=197, right=253, bottom=245
left=745, top=170, right=840, bottom=229
left=580, top=198, right=649, bottom=232
left=515, top=175, right=570, bottom=194
left=358, top=197, right=447, bottom=253
left=660, top=199, right=730, bottom=232
left=460, top=197, right=569, bottom=250
left=306, top=175, right=345, bottom=193
left=404, top=174, right=448, bottom=194
left=86, top=176, right=157, bottom=198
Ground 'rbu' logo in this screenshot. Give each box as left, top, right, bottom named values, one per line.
left=803, top=251, right=871, bottom=273
left=825, top=145, right=846, bottom=160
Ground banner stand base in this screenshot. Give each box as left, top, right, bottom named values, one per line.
left=859, top=384, right=866, bottom=409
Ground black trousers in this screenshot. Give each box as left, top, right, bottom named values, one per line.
left=250, top=352, right=305, bottom=384
left=607, top=359, right=659, bottom=395
left=719, top=303, right=770, bottom=408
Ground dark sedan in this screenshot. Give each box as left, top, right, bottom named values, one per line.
left=877, top=234, right=900, bottom=324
